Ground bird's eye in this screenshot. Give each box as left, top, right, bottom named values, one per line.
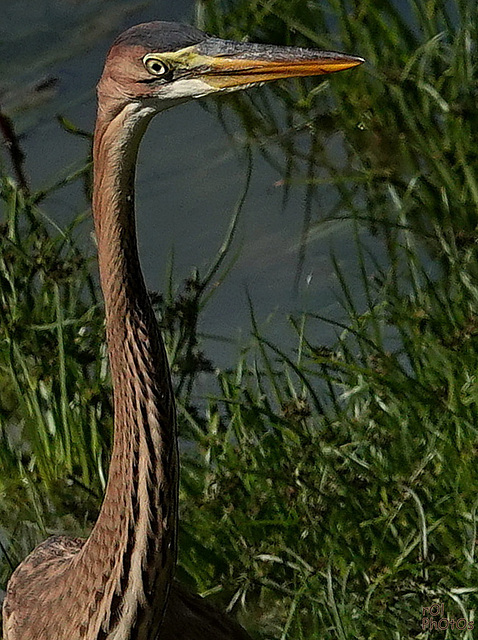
left=143, top=55, right=170, bottom=77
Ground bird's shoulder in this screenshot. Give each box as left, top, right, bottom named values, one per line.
left=14, top=535, right=85, bottom=569
left=2, top=535, right=85, bottom=638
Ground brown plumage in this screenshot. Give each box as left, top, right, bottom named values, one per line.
left=2, top=21, right=363, bottom=640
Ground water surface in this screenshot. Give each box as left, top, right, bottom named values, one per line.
left=3, top=0, right=371, bottom=363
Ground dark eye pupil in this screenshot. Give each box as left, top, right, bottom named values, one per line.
left=152, top=63, right=163, bottom=73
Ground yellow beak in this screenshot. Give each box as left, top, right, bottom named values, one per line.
left=195, top=38, right=364, bottom=89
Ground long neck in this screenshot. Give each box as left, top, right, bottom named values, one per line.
left=74, top=102, right=178, bottom=639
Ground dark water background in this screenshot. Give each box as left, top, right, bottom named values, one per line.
left=1, top=0, right=370, bottom=362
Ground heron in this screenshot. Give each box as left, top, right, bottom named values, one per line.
left=2, top=21, right=363, bottom=640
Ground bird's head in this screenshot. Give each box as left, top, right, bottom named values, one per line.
left=97, top=21, right=364, bottom=118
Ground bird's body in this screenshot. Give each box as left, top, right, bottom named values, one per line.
left=4, top=537, right=251, bottom=639
left=2, top=21, right=362, bottom=640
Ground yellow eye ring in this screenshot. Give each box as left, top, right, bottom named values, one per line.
left=143, top=54, right=170, bottom=76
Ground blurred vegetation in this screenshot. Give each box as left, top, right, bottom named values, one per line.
left=2, top=0, right=478, bottom=639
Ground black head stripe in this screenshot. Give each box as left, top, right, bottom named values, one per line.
left=114, top=21, right=208, bottom=53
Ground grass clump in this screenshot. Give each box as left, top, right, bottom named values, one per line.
left=0, top=175, right=109, bottom=573
left=177, top=255, right=478, bottom=637
left=178, top=0, right=478, bottom=637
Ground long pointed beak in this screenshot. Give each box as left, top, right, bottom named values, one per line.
left=195, top=38, right=364, bottom=89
